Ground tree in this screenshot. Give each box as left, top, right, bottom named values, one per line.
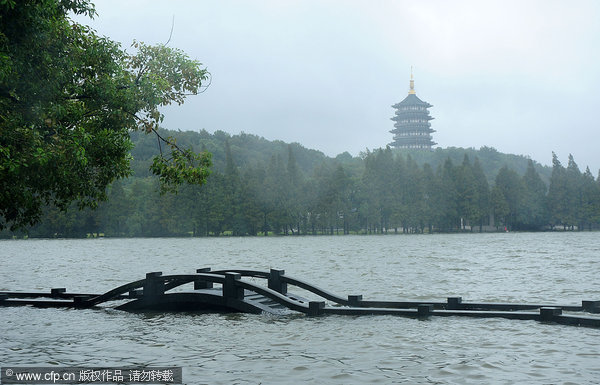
left=547, top=153, right=569, bottom=229
left=455, top=155, right=479, bottom=230
left=564, top=154, right=584, bottom=229
left=421, top=163, right=437, bottom=233
left=437, top=158, right=460, bottom=231
left=492, top=166, right=523, bottom=230
left=580, top=167, right=600, bottom=230
left=264, top=154, right=288, bottom=235
left=329, top=164, right=352, bottom=234
left=402, top=155, right=425, bottom=233
left=471, top=157, right=490, bottom=231
left=518, top=159, right=547, bottom=230
left=222, top=140, right=244, bottom=235
left=238, top=165, right=265, bottom=236
left=0, top=0, right=211, bottom=230
left=361, top=147, right=395, bottom=233
left=285, top=145, right=305, bottom=234
left=98, top=180, right=133, bottom=236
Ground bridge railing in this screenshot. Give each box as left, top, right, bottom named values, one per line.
left=212, top=268, right=355, bottom=306
left=85, top=272, right=226, bottom=307
left=146, top=271, right=320, bottom=314
left=67, top=267, right=600, bottom=318
left=84, top=270, right=318, bottom=314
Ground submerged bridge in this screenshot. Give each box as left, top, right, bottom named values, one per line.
left=2, top=268, right=600, bottom=328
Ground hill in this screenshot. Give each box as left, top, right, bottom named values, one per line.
left=129, top=128, right=551, bottom=184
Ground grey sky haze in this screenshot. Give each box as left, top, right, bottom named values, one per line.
left=75, top=0, right=600, bottom=172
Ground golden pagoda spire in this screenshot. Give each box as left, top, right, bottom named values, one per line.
left=408, top=66, right=416, bottom=95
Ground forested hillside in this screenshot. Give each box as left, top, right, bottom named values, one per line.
left=4, top=129, right=599, bottom=238
left=128, top=129, right=549, bottom=183
left=128, top=129, right=358, bottom=178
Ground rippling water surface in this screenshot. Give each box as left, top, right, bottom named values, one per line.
left=2, top=233, right=600, bottom=384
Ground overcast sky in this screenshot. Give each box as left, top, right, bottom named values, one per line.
left=75, top=0, right=600, bottom=172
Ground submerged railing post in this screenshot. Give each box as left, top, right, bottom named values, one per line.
left=223, top=272, right=244, bottom=300
left=73, top=295, right=91, bottom=308
left=268, top=269, right=287, bottom=294
left=195, top=267, right=213, bottom=290
left=348, top=295, right=363, bottom=306
left=540, top=307, right=562, bottom=322
left=418, top=304, right=434, bottom=318
left=51, top=288, right=66, bottom=297
left=144, top=272, right=164, bottom=299
left=308, top=301, right=325, bottom=316
left=447, top=297, right=463, bottom=310
left=582, top=301, right=600, bottom=313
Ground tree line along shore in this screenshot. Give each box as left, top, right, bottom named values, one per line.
left=3, top=129, right=598, bottom=238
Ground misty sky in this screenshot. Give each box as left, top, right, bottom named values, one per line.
left=74, top=0, right=600, bottom=172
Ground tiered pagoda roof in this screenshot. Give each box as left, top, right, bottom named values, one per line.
left=389, top=73, right=436, bottom=150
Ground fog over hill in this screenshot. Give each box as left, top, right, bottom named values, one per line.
left=130, top=128, right=552, bottom=184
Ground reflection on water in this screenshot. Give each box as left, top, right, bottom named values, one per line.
left=1, top=233, right=600, bottom=384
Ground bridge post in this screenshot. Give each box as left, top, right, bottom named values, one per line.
left=447, top=297, right=463, bottom=310
left=268, top=269, right=287, bottom=294
left=223, top=272, right=244, bottom=300
left=582, top=300, right=600, bottom=313
left=195, top=268, right=213, bottom=290
left=308, top=301, right=325, bottom=316
left=144, top=272, right=164, bottom=299
left=51, top=288, right=66, bottom=297
left=73, top=295, right=91, bottom=308
left=348, top=295, right=362, bottom=306
left=540, top=307, right=562, bottom=322
left=418, top=304, right=434, bottom=318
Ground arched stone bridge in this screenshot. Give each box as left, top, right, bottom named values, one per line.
left=2, top=268, right=600, bottom=328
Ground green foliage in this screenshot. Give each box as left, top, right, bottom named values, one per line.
left=396, top=146, right=551, bottom=185
left=471, top=157, right=490, bottom=231
left=518, top=160, right=547, bottom=229
left=547, top=153, right=569, bottom=227
left=150, top=136, right=212, bottom=194
left=0, top=0, right=211, bottom=230
left=492, top=166, right=523, bottom=230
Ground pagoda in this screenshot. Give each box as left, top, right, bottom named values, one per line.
left=389, top=72, right=436, bottom=149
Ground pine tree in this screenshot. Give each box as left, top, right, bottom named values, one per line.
left=492, top=166, right=523, bottom=230
left=547, top=153, right=569, bottom=229
left=519, top=160, right=548, bottom=230
left=472, top=157, right=490, bottom=231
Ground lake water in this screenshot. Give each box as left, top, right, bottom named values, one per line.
left=1, top=233, right=599, bottom=384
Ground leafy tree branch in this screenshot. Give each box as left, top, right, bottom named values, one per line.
left=0, top=0, right=212, bottom=230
